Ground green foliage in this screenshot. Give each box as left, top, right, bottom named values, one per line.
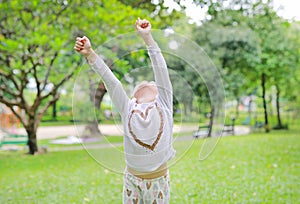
left=193, top=10, right=261, bottom=102
left=118, top=0, right=185, bottom=27
left=187, top=0, right=300, bottom=126
left=0, top=0, right=148, bottom=104
left=0, top=0, right=152, bottom=152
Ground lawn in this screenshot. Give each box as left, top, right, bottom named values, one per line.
left=0, top=128, right=299, bottom=203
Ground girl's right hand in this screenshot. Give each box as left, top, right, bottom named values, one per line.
left=74, top=36, right=92, bottom=57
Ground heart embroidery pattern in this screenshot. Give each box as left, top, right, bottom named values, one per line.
left=146, top=181, right=152, bottom=190
left=126, top=189, right=132, bottom=196
left=128, top=102, right=164, bottom=151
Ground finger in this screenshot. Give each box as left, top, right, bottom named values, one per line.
left=135, top=24, right=142, bottom=32
left=141, top=19, right=149, bottom=24
left=75, top=43, right=83, bottom=48
left=135, top=19, right=141, bottom=29
left=81, top=36, right=87, bottom=43
left=75, top=45, right=83, bottom=50
left=74, top=46, right=81, bottom=52
left=75, top=40, right=83, bottom=45
left=76, top=41, right=83, bottom=46
left=75, top=43, right=82, bottom=47
left=141, top=22, right=149, bottom=29
left=138, top=17, right=145, bottom=27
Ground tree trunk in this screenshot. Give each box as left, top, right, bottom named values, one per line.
left=275, top=84, right=283, bottom=129
left=207, top=106, right=214, bottom=137
left=94, top=82, right=107, bottom=108
left=261, top=73, right=270, bottom=132
left=235, top=97, right=240, bottom=119
left=25, top=124, right=38, bottom=155
left=248, top=95, right=253, bottom=118
left=52, top=101, right=57, bottom=120
left=84, top=80, right=107, bottom=137
left=84, top=46, right=117, bottom=137
left=83, top=120, right=102, bottom=137
left=183, top=102, right=189, bottom=116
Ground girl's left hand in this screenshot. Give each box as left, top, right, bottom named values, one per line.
left=135, top=17, right=151, bottom=36
left=74, top=36, right=92, bottom=57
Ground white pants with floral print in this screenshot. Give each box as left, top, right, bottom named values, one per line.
left=123, top=170, right=170, bottom=204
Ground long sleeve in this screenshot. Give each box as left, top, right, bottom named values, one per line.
left=89, top=55, right=130, bottom=116
left=147, top=43, right=173, bottom=110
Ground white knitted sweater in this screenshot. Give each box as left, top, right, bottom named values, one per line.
left=90, top=43, right=176, bottom=172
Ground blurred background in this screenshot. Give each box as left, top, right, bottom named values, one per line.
left=1, top=0, right=299, bottom=153
left=0, top=1, right=299, bottom=203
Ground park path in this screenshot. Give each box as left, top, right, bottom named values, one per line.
left=45, top=125, right=250, bottom=152
left=5, top=124, right=250, bottom=152
left=16, top=124, right=200, bottom=140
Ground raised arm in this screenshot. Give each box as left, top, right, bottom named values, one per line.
left=74, top=36, right=129, bottom=116
left=135, top=18, right=173, bottom=109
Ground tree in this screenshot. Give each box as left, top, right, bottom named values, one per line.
left=192, top=0, right=299, bottom=132
left=0, top=0, right=144, bottom=154
left=0, top=1, right=78, bottom=154
left=268, top=20, right=300, bottom=129
left=246, top=1, right=297, bottom=131
left=193, top=9, right=261, bottom=122
left=119, top=0, right=184, bottom=27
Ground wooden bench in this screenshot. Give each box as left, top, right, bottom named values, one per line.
left=255, top=121, right=264, bottom=128
left=0, top=134, right=28, bottom=147
left=193, top=118, right=235, bottom=138
left=222, top=118, right=235, bottom=135
left=193, top=125, right=211, bottom=138
left=0, top=127, right=28, bottom=148
left=251, top=121, right=264, bottom=132
left=222, top=124, right=234, bottom=135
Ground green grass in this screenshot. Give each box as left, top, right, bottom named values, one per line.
left=0, top=128, right=299, bottom=203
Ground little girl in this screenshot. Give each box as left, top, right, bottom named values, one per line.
left=74, top=18, right=175, bottom=204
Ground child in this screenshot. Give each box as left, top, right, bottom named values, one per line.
left=74, top=18, right=175, bottom=204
